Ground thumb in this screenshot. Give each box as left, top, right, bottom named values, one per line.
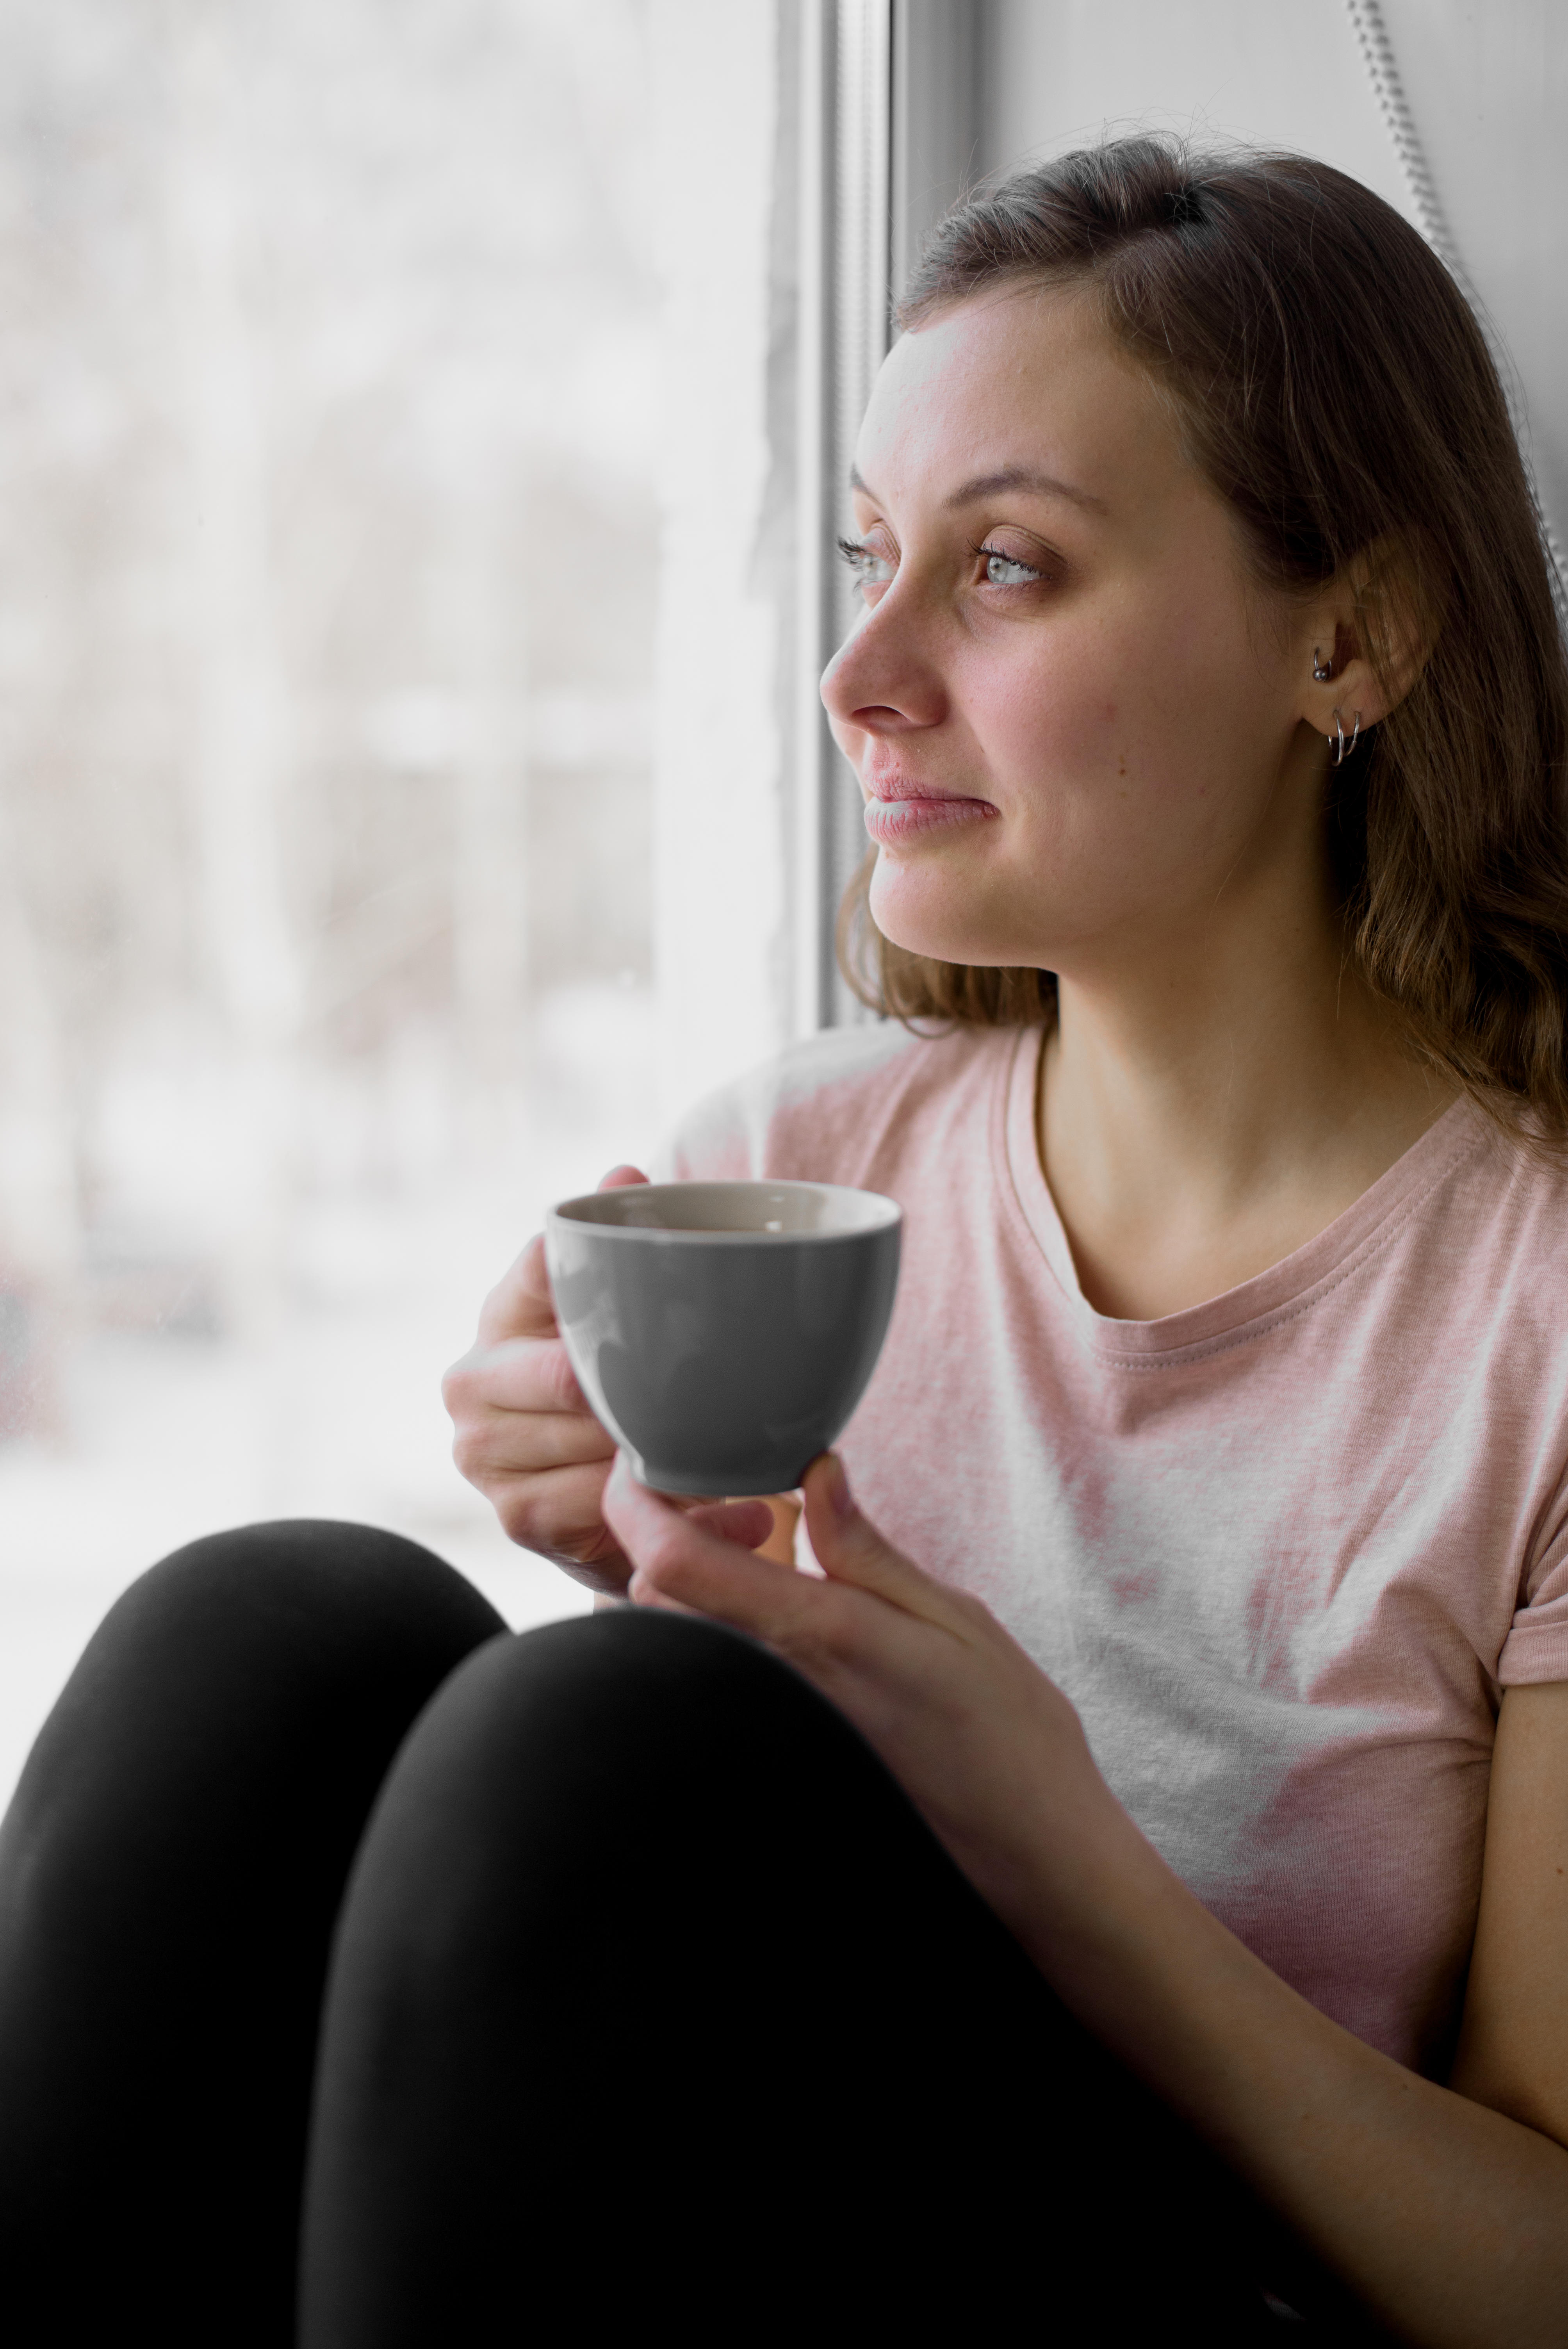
left=599, top=1164, right=649, bottom=1190
left=800, top=1454, right=957, bottom=1630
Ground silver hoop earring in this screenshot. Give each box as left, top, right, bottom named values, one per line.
left=1331, top=708, right=1361, bottom=767
left=1312, top=646, right=1333, bottom=682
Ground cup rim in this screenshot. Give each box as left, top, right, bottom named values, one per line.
left=548, top=1177, right=902, bottom=1242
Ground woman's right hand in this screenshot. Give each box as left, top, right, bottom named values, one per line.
left=442, top=1165, right=649, bottom=1593
left=443, top=1164, right=781, bottom=1594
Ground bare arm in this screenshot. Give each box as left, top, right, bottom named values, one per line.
left=1035, top=1680, right=1568, bottom=2345
left=1450, top=1682, right=1568, bottom=2135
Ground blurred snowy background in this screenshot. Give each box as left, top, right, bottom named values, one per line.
left=0, top=0, right=675, bottom=1800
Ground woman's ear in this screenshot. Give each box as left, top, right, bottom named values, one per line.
left=1302, top=533, right=1440, bottom=733
left=1356, top=532, right=1441, bottom=714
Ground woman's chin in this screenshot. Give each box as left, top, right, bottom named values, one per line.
left=868, top=866, right=1038, bottom=970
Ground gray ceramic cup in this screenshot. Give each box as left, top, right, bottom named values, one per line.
left=545, top=1179, right=902, bottom=1495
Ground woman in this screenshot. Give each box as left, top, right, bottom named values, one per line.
left=4, top=141, right=1566, bottom=2344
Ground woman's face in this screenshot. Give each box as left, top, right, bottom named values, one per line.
left=822, top=284, right=1326, bottom=980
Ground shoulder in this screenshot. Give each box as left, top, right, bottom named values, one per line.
left=662, top=1019, right=1021, bottom=1184
left=1440, top=1111, right=1568, bottom=1291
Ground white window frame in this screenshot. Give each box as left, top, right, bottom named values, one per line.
left=789, top=1, right=984, bottom=1036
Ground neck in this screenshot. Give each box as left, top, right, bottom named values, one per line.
left=1039, top=876, right=1457, bottom=1322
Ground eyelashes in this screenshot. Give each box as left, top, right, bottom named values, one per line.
left=972, top=540, right=1045, bottom=587
left=836, top=534, right=1051, bottom=591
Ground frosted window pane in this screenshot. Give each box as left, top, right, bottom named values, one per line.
left=0, top=0, right=667, bottom=1798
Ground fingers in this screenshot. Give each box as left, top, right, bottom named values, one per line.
left=601, top=1472, right=791, bottom=1575
left=473, top=1167, right=647, bottom=1349
left=453, top=1165, right=648, bottom=1582
left=480, top=1458, right=627, bottom=1583
left=606, top=1457, right=837, bottom=1644
left=476, top=1232, right=558, bottom=1348
left=755, top=1491, right=803, bottom=1565
left=451, top=1400, right=613, bottom=1491
left=445, top=1329, right=592, bottom=1420
left=442, top=1336, right=597, bottom=1459
left=799, top=1455, right=974, bottom=1638
left=606, top=1451, right=946, bottom=1642
left=688, top=1497, right=778, bottom=1551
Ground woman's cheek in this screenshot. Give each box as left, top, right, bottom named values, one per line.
left=978, top=638, right=1123, bottom=792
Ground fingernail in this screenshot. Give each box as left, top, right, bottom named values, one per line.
left=824, top=1453, right=855, bottom=1520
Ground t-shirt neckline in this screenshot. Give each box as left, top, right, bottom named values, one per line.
left=996, top=1027, right=1491, bottom=1365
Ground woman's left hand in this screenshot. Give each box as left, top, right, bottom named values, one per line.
left=602, top=1449, right=1125, bottom=1950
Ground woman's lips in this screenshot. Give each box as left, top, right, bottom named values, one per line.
left=862, top=790, right=998, bottom=845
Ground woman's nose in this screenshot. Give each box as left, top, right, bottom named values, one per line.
left=820, top=606, right=945, bottom=739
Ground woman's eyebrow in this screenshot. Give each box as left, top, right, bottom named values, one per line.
left=847, top=461, right=1106, bottom=515
left=944, top=463, right=1106, bottom=514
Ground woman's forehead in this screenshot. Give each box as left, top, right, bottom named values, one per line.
left=853, top=287, right=1181, bottom=515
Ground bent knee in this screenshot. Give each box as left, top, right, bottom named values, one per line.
left=323, top=1608, right=937, bottom=2028
left=71, top=1519, right=502, bottom=1695
left=363, top=1605, right=876, bottom=1862
left=4, top=1522, right=504, bottom=1848
left=413, top=1606, right=828, bottom=1765
left=141, top=1518, right=500, bottom=1638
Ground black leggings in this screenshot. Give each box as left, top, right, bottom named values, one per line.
left=0, top=1522, right=1372, bottom=2343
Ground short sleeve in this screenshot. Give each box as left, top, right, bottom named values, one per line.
left=1497, top=1526, right=1568, bottom=1686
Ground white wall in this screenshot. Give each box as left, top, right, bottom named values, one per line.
left=975, top=0, right=1568, bottom=547
left=977, top=0, right=1407, bottom=216
left=1377, top=0, right=1568, bottom=544
left=648, top=0, right=791, bottom=1138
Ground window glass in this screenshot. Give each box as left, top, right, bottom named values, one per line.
left=0, top=0, right=659, bottom=1798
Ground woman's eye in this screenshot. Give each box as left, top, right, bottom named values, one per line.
left=836, top=535, right=895, bottom=592
left=980, top=546, right=1042, bottom=587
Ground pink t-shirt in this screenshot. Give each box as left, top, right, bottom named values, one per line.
left=668, top=1021, right=1568, bottom=2078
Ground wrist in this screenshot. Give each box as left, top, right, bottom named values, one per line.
left=1001, top=1769, right=1206, bottom=2023
left=935, top=1721, right=1153, bottom=1984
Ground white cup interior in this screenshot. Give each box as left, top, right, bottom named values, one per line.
left=552, top=1179, right=899, bottom=1238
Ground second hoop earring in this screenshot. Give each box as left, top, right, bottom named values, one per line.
left=1331, top=708, right=1361, bottom=766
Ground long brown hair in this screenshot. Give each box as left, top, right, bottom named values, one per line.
left=840, top=137, right=1568, bottom=1139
